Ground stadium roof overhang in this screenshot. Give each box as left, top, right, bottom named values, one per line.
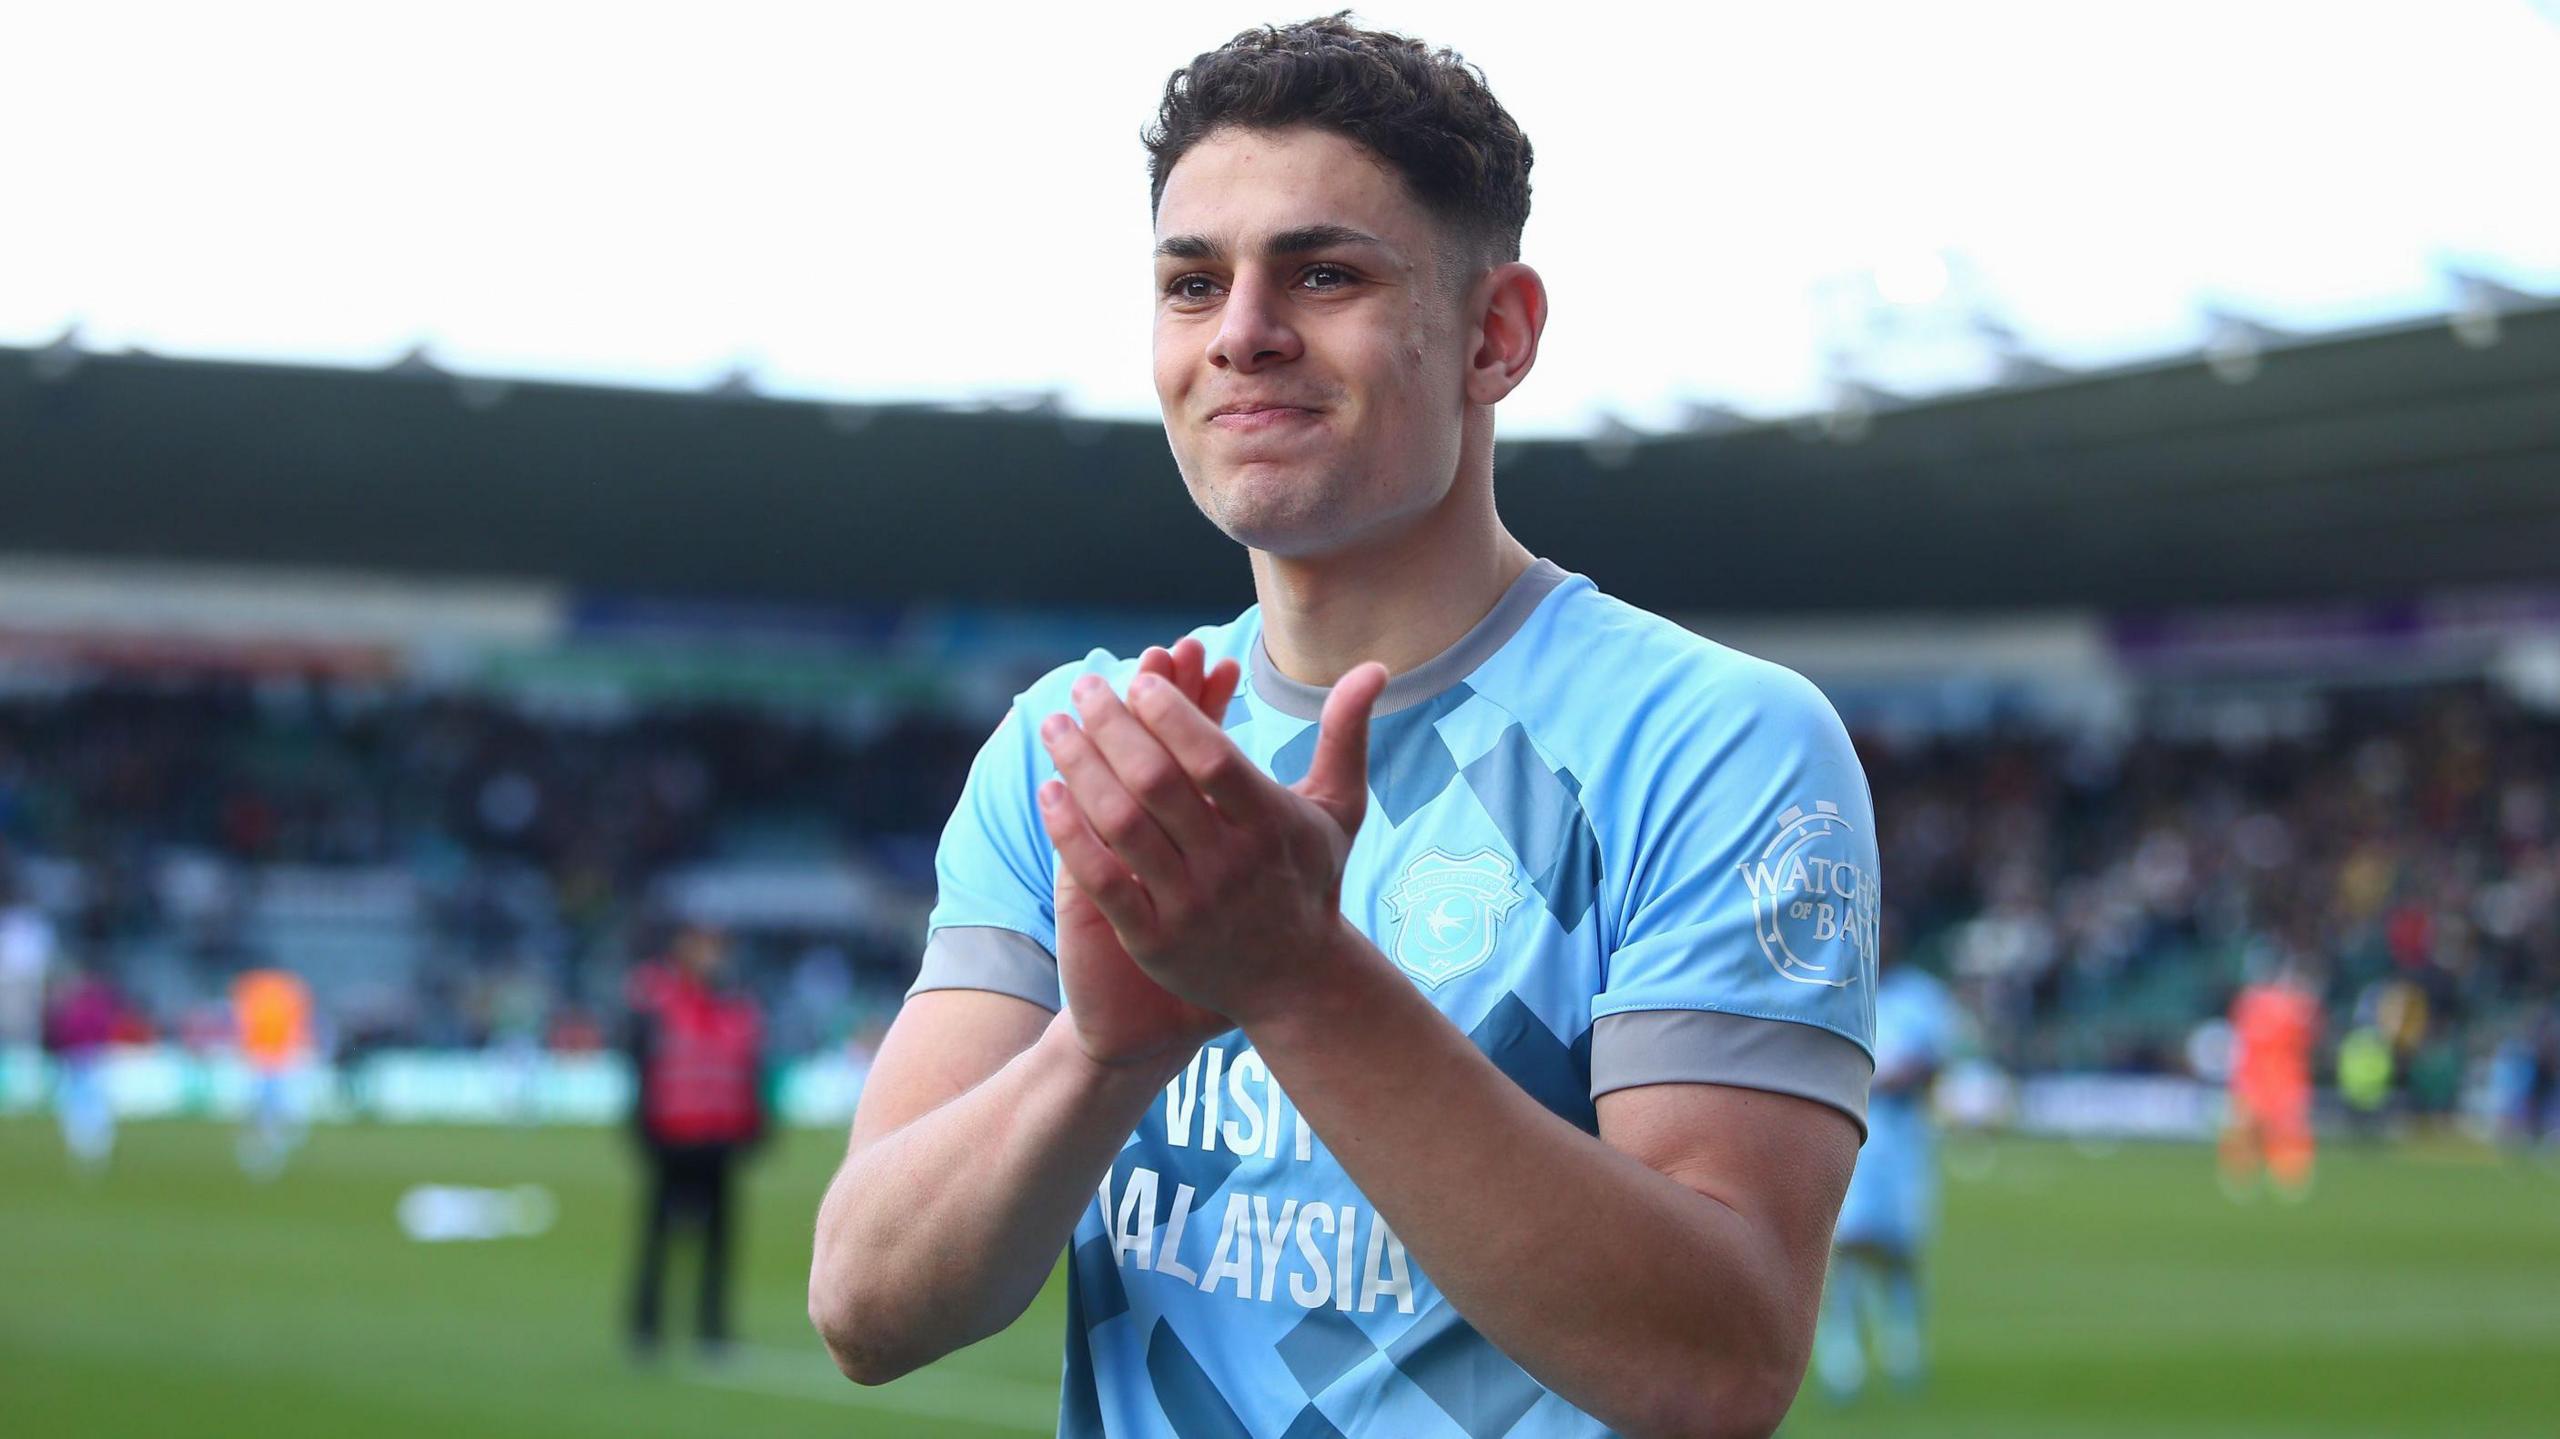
left=5, top=302, right=2556, bottom=617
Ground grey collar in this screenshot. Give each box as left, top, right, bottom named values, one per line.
left=1249, top=558, right=1571, bottom=721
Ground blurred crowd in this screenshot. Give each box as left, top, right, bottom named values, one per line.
left=0, top=678, right=979, bottom=873
left=1871, top=681, right=2560, bottom=1128
left=3, top=672, right=2558, bottom=1135
left=0, top=677, right=983, bottom=1059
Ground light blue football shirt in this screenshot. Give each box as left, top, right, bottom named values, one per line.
left=913, top=559, right=1880, bottom=1439
left=1834, top=966, right=1958, bottom=1253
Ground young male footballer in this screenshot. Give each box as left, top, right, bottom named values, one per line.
left=810, top=17, right=1880, bottom=1438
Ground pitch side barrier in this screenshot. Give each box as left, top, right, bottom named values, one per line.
left=0, top=1044, right=870, bottom=1128
left=16, top=1045, right=2500, bottom=1141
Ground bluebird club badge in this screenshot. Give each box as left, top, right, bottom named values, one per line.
left=1383, top=847, right=1526, bottom=989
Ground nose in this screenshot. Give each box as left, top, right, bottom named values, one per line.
left=1208, top=271, right=1302, bottom=374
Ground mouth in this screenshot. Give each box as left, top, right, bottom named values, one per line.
left=1206, top=404, right=1322, bottom=432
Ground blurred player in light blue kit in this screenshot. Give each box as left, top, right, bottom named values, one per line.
left=1815, top=957, right=1958, bottom=1401
left=44, top=963, right=122, bottom=1176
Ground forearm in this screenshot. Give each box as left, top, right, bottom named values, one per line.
left=1244, top=932, right=1809, bottom=1439
left=809, top=1016, right=1177, bottom=1382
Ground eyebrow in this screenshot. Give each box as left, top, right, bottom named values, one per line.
left=1153, top=223, right=1392, bottom=262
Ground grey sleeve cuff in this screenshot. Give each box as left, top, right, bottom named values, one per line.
left=1591, top=1010, right=1874, bottom=1138
left=906, top=926, right=1061, bottom=1012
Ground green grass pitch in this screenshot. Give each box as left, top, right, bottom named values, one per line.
left=4, top=1117, right=2555, bottom=1437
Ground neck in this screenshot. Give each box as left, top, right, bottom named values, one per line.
left=1247, top=427, right=1533, bottom=690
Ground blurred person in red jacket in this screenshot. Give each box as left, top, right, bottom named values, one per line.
left=625, top=922, right=766, bottom=1361
left=44, top=963, right=122, bottom=1176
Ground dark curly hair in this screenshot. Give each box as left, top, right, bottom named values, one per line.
left=1143, top=13, right=1533, bottom=269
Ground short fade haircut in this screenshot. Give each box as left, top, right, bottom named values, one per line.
left=1143, top=13, right=1534, bottom=271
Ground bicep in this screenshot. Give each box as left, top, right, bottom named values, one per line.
left=847, top=988, right=1053, bottom=1157
left=1598, top=1081, right=1861, bottom=1301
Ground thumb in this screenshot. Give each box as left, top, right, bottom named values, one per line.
left=1296, top=661, right=1388, bottom=835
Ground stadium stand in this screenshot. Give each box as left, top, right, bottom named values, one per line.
left=6, top=301, right=2559, bottom=613
left=2, top=300, right=2556, bottom=1131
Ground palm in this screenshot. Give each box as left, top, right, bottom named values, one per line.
left=1053, top=640, right=1237, bottom=1068
left=1056, top=869, right=1227, bottom=1065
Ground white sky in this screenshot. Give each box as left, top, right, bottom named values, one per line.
left=8, top=1, right=2558, bottom=435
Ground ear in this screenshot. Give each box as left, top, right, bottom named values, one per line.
left=1464, top=261, right=1548, bottom=408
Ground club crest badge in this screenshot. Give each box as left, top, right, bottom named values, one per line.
left=1384, top=847, right=1525, bottom=989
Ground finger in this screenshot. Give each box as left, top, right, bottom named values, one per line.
left=1129, top=670, right=1281, bottom=828
left=1199, top=657, right=1241, bottom=726
left=1138, top=646, right=1176, bottom=686
left=1170, top=636, right=1205, bottom=704
left=1299, top=661, right=1387, bottom=836
left=1072, top=674, right=1226, bottom=855
left=1040, top=706, right=1193, bottom=891
left=1035, top=779, right=1156, bottom=937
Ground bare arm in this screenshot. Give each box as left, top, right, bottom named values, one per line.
left=1252, top=930, right=1856, bottom=1439
left=806, top=990, right=1184, bottom=1384
left=811, top=641, right=1242, bottom=1382
left=1035, top=661, right=1860, bottom=1438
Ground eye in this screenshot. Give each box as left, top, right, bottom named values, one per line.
left=1163, top=273, right=1223, bottom=304
left=1299, top=264, right=1357, bottom=291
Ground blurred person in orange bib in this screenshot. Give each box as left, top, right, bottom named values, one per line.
left=2220, top=960, right=2322, bottom=1202
left=231, top=966, right=315, bottom=1179
left=624, top=923, right=766, bottom=1361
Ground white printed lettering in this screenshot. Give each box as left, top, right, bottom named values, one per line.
left=1289, top=1203, right=1334, bottom=1309
left=1334, top=1205, right=1358, bottom=1311
left=1201, top=1047, right=1227, bottom=1146
left=1358, top=1218, right=1416, bottom=1315
left=1154, top=1185, right=1200, bottom=1284
left=1251, top=1195, right=1300, bottom=1302
left=1223, top=1050, right=1268, bottom=1157
left=1198, top=1193, right=1257, bottom=1298
left=1164, top=1053, right=1204, bottom=1148
left=1113, top=1167, right=1159, bottom=1269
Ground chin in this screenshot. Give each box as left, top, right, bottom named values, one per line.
left=1205, top=498, right=1348, bottom=557
left=1221, top=515, right=1352, bottom=559
left=1190, top=466, right=1361, bottom=558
